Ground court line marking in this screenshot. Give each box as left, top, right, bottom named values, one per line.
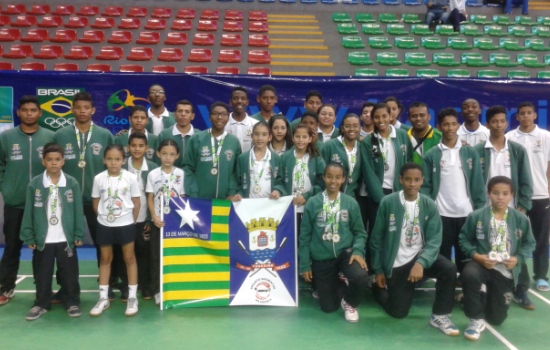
left=485, top=324, right=519, bottom=350
left=528, top=288, right=550, bottom=306
left=15, top=276, right=26, bottom=285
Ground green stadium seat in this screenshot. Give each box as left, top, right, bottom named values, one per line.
left=448, top=37, right=472, bottom=49
left=508, top=70, right=531, bottom=78
left=517, top=53, right=547, bottom=68
left=433, top=52, right=460, bottom=67
left=337, top=23, right=358, bottom=34
left=385, top=68, right=409, bottom=77
left=515, top=16, right=536, bottom=26
left=369, top=36, right=392, bottom=49
left=411, top=24, right=433, bottom=36
left=484, top=25, right=508, bottom=37
left=332, top=12, right=352, bottom=23
left=379, top=13, right=399, bottom=23
left=421, top=37, right=446, bottom=49
left=387, top=24, right=408, bottom=35
left=436, top=25, right=458, bottom=36
left=405, top=52, right=431, bottom=66
left=348, top=51, right=373, bottom=65
left=499, top=38, right=526, bottom=51
left=471, top=15, right=492, bottom=25
left=537, top=71, right=550, bottom=79
left=545, top=54, right=550, bottom=65
left=461, top=53, right=489, bottom=67
left=538, top=17, right=550, bottom=26
left=342, top=36, right=365, bottom=49
left=474, top=37, right=498, bottom=50
left=532, top=26, right=550, bottom=38
left=362, top=23, right=384, bottom=35
left=526, top=38, right=550, bottom=51
left=376, top=52, right=402, bottom=65
left=493, top=15, right=511, bottom=25
left=489, top=53, right=518, bottom=67
left=355, top=68, right=378, bottom=76
left=395, top=36, right=418, bottom=49
left=416, top=69, right=439, bottom=77
left=460, top=24, right=482, bottom=36
left=447, top=69, right=471, bottom=77
left=508, top=25, right=531, bottom=37
left=478, top=70, right=501, bottom=78
left=403, top=14, right=422, bottom=24
left=355, top=13, right=375, bottom=23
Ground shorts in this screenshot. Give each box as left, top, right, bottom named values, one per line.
left=96, top=223, right=137, bottom=246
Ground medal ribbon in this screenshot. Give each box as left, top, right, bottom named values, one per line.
left=490, top=209, right=509, bottom=253
left=48, top=176, right=59, bottom=221
left=293, top=150, right=309, bottom=196
left=75, top=123, right=94, bottom=163
left=211, top=135, right=225, bottom=171
left=400, top=191, right=420, bottom=247
left=107, top=172, right=123, bottom=215
left=322, top=191, right=341, bottom=235
left=249, top=148, right=271, bottom=191
left=340, top=137, right=357, bottom=181
left=377, top=132, right=392, bottom=164
left=163, top=169, right=175, bottom=212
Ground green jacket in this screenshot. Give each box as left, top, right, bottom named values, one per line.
left=299, top=192, right=367, bottom=273
left=20, top=172, right=85, bottom=251
left=318, top=128, right=340, bottom=143
left=123, top=159, right=158, bottom=224
left=145, top=111, right=176, bottom=134
left=459, top=206, right=536, bottom=285
left=370, top=192, right=442, bottom=277
left=321, top=138, right=362, bottom=198
left=0, top=126, right=54, bottom=208
left=250, top=112, right=269, bottom=123
left=114, top=131, right=158, bottom=163
left=236, top=150, right=285, bottom=198
left=182, top=132, right=241, bottom=199
left=474, top=140, right=533, bottom=212
left=408, top=127, right=442, bottom=165
left=53, top=124, right=114, bottom=205
left=157, top=125, right=195, bottom=169
left=279, top=147, right=325, bottom=201
left=360, top=128, right=413, bottom=203
left=421, top=144, right=486, bottom=211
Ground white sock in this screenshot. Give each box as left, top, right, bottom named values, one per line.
left=128, top=285, right=138, bottom=299
left=99, top=285, right=109, bottom=300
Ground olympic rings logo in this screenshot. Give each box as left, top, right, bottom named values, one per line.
left=43, top=117, right=75, bottom=129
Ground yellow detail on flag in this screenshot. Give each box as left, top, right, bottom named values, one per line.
left=163, top=290, right=230, bottom=300
left=163, top=238, right=229, bottom=250
left=163, top=255, right=230, bottom=265
left=164, top=272, right=230, bottom=283
left=211, top=223, right=229, bottom=233
left=212, top=206, right=230, bottom=216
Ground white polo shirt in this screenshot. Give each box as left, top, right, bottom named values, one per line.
left=485, top=138, right=515, bottom=208
left=506, top=125, right=550, bottom=199
left=225, top=113, right=257, bottom=153
left=127, top=160, right=150, bottom=223
left=172, top=124, right=195, bottom=138
left=318, top=126, right=336, bottom=143
left=249, top=148, right=272, bottom=198
left=458, top=123, right=489, bottom=146
left=146, top=167, right=185, bottom=217
left=148, top=107, right=170, bottom=135
left=375, top=126, right=397, bottom=190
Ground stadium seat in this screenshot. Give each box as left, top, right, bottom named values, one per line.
left=411, top=24, right=433, bottom=36
left=102, top=6, right=124, bottom=17
left=21, top=29, right=48, bottom=42
left=355, top=68, right=378, bottom=76
left=54, top=63, right=79, bottom=71
left=247, top=67, right=271, bottom=75
left=127, top=7, right=148, bottom=18
left=65, top=17, right=89, bottom=29
left=342, top=36, right=365, bottom=49
left=471, top=15, right=492, bottom=25
left=165, top=32, right=188, bottom=45
left=33, top=45, right=63, bottom=59
left=152, top=8, right=172, bottom=19
left=225, top=10, right=243, bottom=21
left=478, top=70, right=500, bottom=78
left=492, top=15, right=511, bottom=25
left=532, top=26, right=550, bottom=38
left=64, top=45, right=93, bottom=60
left=355, top=13, right=375, bottom=23
left=362, top=24, right=383, bottom=35
left=538, top=17, right=550, bottom=26
left=461, top=53, right=489, bottom=67
left=145, top=19, right=167, bottom=30
left=466, top=0, right=483, bottom=6
left=248, top=50, right=270, bottom=64
left=489, top=53, right=517, bottom=67
left=77, top=6, right=99, bottom=16
left=194, top=33, right=216, bottom=46
left=96, top=46, right=124, bottom=60
left=249, top=11, right=267, bottom=21
left=11, top=15, right=37, bottom=27
left=2, top=4, right=26, bottom=15
left=484, top=25, right=508, bottom=37
left=499, top=38, right=526, bottom=51
left=137, top=32, right=161, bottom=45
left=86, top=63, right=111, bottom=72
left=50, top=29, right=76, bottom=43
left=177, top=9, right=196, bottom=19
left=171, top=20, right=193, bottom=31
left=79, top=30, right=105, bottom=43
left=378, top=13, right=399, bottom=23
left=21, top=62, right=46, bottom=71
left=332, top=12, right=352, bottom=23
left=517, top=54, right=547, bottom=68
left=436, top=25, right=458, bottom=36
left=447, top=69, right=470, bottom=77
left=201, top=9, right=220, bottom=20
left=218, top=49, right=241, bottom=63
left=369, top=36, right=392, bottom=49
left=198, top=20, right=218, bottom=31
left=92, top=17, right=115, bottom=29
left=224, top=21, right=244, bottom=32
left=107, top=31, right=133, bottom=44
left=525, top=38, right=550, bottom=51
left=362, top=0, right=382, bottom=4
left=402, top=14, right=422, bottom=24
left=421, top=37, right=446, bottom=49
left=376, top=52, right=402, bottom=65
left=221, top=33, right=242, bottom=46
left=120, top=64, right=144, bottom=73
left=448, top=37, right=472, bottom=50
left=515, top=16, right=536, bottom=26
left=383, top=0, right=400, bottom=5
left=0, top=28, right=21, bottom=42
left=0, top=16, right=9, bottom=27
left=2, top=44, right=32, bottom=58
left=473, top=37, right=497, bottom=50
left=152, top=65, right=177, bottom=73
left=433, top=52, right=460, bottom=66
left=403, top=0, right=422, bottom=5
left=127, top=47, right=153, bottom=61
left=158, top=48, right=184, bottom=62
left=348, top=51, right=373, bottom=65
left=184, top=66, right=208, bottom=74
left=27, top=5, right=50, bottom=15
left=385, top=69, right=409, bottom=77
left=0, top=62, right=14, bottom=70
left=387, top=24, right=408, bottom=35
left=248, top=34, right=269, bottom=47
left=216, top=66, right=240, bottom=74
left=395, top=36, right=418, bottom=49
left=537, top=71, right=550, bottom=78
left=249, top=22, right=268, bottom=33
left=37, top=16, right=64, bottom=28
left=188, top=48, right=213, bottom=62
left=337, top=23, right=358, bottom=34
left=508, top=70, right=530, bottom=78
left=416, top=69, right=439, bottom=77
left=52, top=5, right=74, bottom=16
left=405, top=52, right=431, bottom=66
left=509, top=26, right=531, bottom=37
left=460, top=25, right=482, bottom=36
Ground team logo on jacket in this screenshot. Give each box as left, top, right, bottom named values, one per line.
left=11, top=144, right=20, bottom=155
left=467, top=158, right=473, bottom=170
left=147, top=149, right=155, bottom=159
left=331, top=154, right=341, bottom=163
left=389, top=214, right=396, bottom=232
left=34, top=189, right=42, bottom=202
left=91, top=143, right=102, bottom=156
left=225, top=150, right=234, bottom=161
left=65, top=189, right=73, bottom=203
left=516, top=229, right=523, bottom=239
left=36, top=146, right=44, bottom=159
left=65, top=144, right=73, bottom=154
left=341, top=210, right=349, bottom=222
left=401, top=144, right=407, bottom=156
left=201, top=146, right=210, bottom=157
left=476, top=221, right=484, bottom=239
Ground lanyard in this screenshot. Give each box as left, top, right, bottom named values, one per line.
left=490, top=209, right=509, bottom=253
left=48, top=177, right=59, bottom=219
left=400, top=191, right=420, bottom=247
left=340, top=136, right=357, bottom=182
left=293, top=150, right=309, bottom=195
left=163, top=169, right=175, bottom=200
left=250, top=148, right=270, bottom=186
left=377, top=133, right=392, bottom=162
left=75, top=123, right=94, bottom=162
left=107, top=172, right=123, bottom=214
left=322, top=191, right=341, bottom=234
left=211, top=135, right=225, bottom=170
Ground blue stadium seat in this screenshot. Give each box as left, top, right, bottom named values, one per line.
left=321, top=0, right=338, bottom=3
left=403, top=0, right=422, bottom=5
left=362, top=0, right=381, bottom=4
left=301, top=0, right=318, bottom=3
left=466, top=0, right=483, bottom=7
left=383, top=0, right=400, bottom=4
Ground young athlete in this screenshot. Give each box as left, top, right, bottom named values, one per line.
left=458, top=98, right=489, bottom=146
left=384, top=96, right=410, bottom=131
left=321, top=113, right=362, bottom=198
left=115, top=106, right=158, bottom=162
left=226, top=87, right=257, bottom=153
left=90, top=145, right=141, bottom=317
left=317, top=104, right=339, bottom=143
left=0, top=95, right=54, bottom=305
left=459, top=176, right=535, bottom=340
left=157, top=100, right=196, bottom=169
left=183, top=102, right=242, bottom=199
left=290, top=90, right=324, bottom=129
left=146, top=139, right=184, bottom=305
left=300, top=111, right=324, bottom=152
left=20, top=143, right=84, bottom=320
left=125, top=132, right=158, bottom=300
left=370, top=163, right=459, bottom=336
left=506, top=102, right=550, bottom=293
left=146, top=84, right=175, bottom=135
left=251, top=85, right=278, bottom=123
left=421, top=108, right=486, bottom=274
left=268, top=114, right=293, bottom=156
left=407, top=102, right=442, bottom=165
left=360, top=102, right=376, bottom=140
left=299, top=162, right=370, bottom=322
left=233, top=122, right=284, bottom=201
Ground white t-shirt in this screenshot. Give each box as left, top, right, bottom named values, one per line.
left=435, top=142, right=473, bottom=217
left=127, top=159, right=150, bottom=223
left=394, top=198, right=424, bottom=268
left=506, top=126, right=550, bottom=200
left=92, top=169, right=141, bottom=227
left=377, top=126, right=397, bottom=190
left=249, top=149, right=272, bottom=199
left=148, top=107, right=170, bottom=135
left=43, top=171, right=67, bottom=243
left=458, top=123, right=489, bottom=147
left=292, top=158, right=312, bottom=213
left=485, top=138, right=515, bottom=208
left=226, top=113, right=257, bottom=153
left=146, top=167, right=185, bottom=217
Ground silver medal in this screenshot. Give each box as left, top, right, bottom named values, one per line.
left=322, top=233, right=328, bottom=241
left=332, top=233, right=340, bottom=243
left=78, top=160, right=86, bottom=169
left=488, top=251, right=498, bottom=261
left=211, top=168, right=218, bottom=175
left=164, top=206, right=171, bottom=214
left=326, top=232, right=333, bottom=241
left=348, top=177, right=353, bottom=184
left=49, top=216, right=59, bottom=225
left=502, top=252, right=510, bottom=261
left=384, top=162, right=389, bottom=172
left=107, top=214, right=116, bottom=223
left=253, top=185, right=261, bottom=194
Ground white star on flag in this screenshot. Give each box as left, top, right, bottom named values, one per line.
left=175, top=199, right=200, bottom=229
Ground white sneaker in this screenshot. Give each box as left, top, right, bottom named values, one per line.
left=89, top=298, right=110, bottom=317
left=154, top=293, right=161, bottom=305
left=464, top=319, right=485, bottom=340
left=430, top=314, right=459, bottom=336
left=341, top=299, right=359, bottom=323
left=125, top=298, right=139, bottom=316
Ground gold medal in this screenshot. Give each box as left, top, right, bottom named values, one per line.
left=78, top=160, right=86, bottom=168
left=211, top=168, right=218, bottom=175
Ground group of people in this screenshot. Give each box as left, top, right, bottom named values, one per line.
left=425, top=0, right=468, bottom=32
left=0, top=85, right=546, bottom=342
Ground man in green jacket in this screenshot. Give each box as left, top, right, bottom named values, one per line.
left=371, top=163, right=459, bottom=336
left=250, top=85, right=278, bottom=123
left=157, top=100, right=196, bottom=169
left=114, top=105, right=158, bottom=163
left=145, top=84, right=175, bottom=136
left=407, top=102, right=442, bottom=165
left=0, top=95, right=54, bottom=305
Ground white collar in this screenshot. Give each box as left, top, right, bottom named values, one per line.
left=514, top=125, right=540, bottom=137
left=172, top=124, right=195, bottom=137
left=129, top=128, right=149, bottom=139
left=375, top=125, right=397, bottom=139
left=459, top=123, right=486, bottom=134
left=251, top=147, right=271, bottom=162
left=209, top=130, right=227, bottom=141
left=229, top=113, right=251, bottom=125
left=394, top=120, right=402, bottom=129
left=439, top=139, right=462, bottom=151
left=42, top=171, right=67, bottom=187
left=317, top=125, right=335, bottom=136
left=74, top=121, right=93, bottom=134
left=485, top=137, right=509, bottom=150
left=128, top=158, right=149, bottom=172
left=148, top=107, right=170, bottom=118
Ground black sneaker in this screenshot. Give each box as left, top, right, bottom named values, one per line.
left=26, top=306, right=47, bottom=321
left=51, top=291, right=62, bottom=305
left=120, top=288, right=129, bottom=303
left=514, top=291, right=535, bottom=310
left=108, top=287, right=115, bottom=302
left=67, top=306, right=82, bottom=318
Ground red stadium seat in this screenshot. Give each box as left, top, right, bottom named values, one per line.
left=221, top=34, right=242, bottom=47
left=198, top=20, right=218, bottom=31
left=224, top=21, right=243, bottom=32
left=107, top=30, right=133, bottom=44
left=50, top=29, right=77, bottom=43
left=152, top=8, right=172, bottom=18
left=79, top=30, right=105, bottom=43
left=193, top=33, right=216, bottom=46
left=52, top=5, right=75, bottom=16
left=33, top=45, right=63, bottom=59
left=184, top=66, right=208, bottom=74
left=96, top=46, right=124, bottom=60
left=127, top=7, right=148, bottom=18
left=0, top=16, right=10, bottom=26
left=249, top=11, right=267, bottom=21
left=200, top=9, right=220, bottom=20
left=127, top=47, right=153, bottom=61
left=54, top=63, right=79, bottom=71
left=11, top=15, right=37, bottom=27
left=27, top=5, right=50, bottom=15
left=65, top=17, right=89, bottom=29
left=218, top=49, right=242, bottom=63
left=176, top=9, right=196, bottom=19
left=0, top=62, right=14, bottom=70
left=2, top=44, right=32, bottom=58
left=248, top=34, right=270, bottom=47
left=102, top=6, right=124, bottom=17
left=0, top=28, right=21, bottom=42
left=38, top=16, right=63, bottom=28
left=77, top=6, right=99, bottom=16
left=21, top=62, right=46, bottom=71
left=2, top=4, right=26, bottom=15
left=171, top=19, right=192, bottom=31
left=248, top=50, right=270, bottom=64
left=247, top=67, right=271, bottom=75
left=249, top=22, right=269, bottom=33
left=87, top=63, right=111, bottom=72
left=165, top=32, right=188, bottom=45
left=21, top=29, right=49, bottom=42
left=216, top=66, right=240, bottom=74
left=64, top=45, right=93, bottom=60
left=92, top=17, right=115, bottom=29
left=225, top=10, right=243, bottom=21
left=145, top=19, right=166, bottom=30
left=158, top=48, right=183, bottom=62
left=152, top=65, right=177, bottom=73
left=118, top=18, right=140, bottom=30
left=136, top=31, right=161, bottom=45
left=120, top=64, right=144, bottom=72
left=188, top=49, right=213, bottom=62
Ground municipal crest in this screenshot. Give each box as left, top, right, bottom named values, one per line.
left=12, top=144, right=20, bottom=155
left=331, top=154, right=341, bottom=163
left=91, top=143, right=102, bottom=156
left=65, top=143, right=73, bottom=154
left=201, top=146, right=210, bottom=157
